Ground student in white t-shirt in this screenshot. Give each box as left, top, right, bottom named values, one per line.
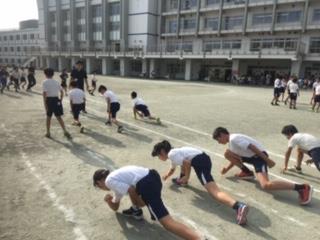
left=284, top=77, right=293, bottom=105
left=131, top=91, right=161, bottom=124
left=212, top=127, right=313, bottom=206
left=281, top=125, right=320, bottom=173
left=93, top=166, right=201, bottom=240
left=152, top=140, right=249, bottom=225
left=98, top=85, right=123, bottom=133
left=89, top=72, right=97, bottom=96
left=311, top=79, right=320, bottom=112
left=69, top=81, right=86, bottom=133
left=280, top=77, right=287, bottom=102
left=42, top=68, right=71, bottom=139
left=288, top=77, right=299, bottom=109
left=271, top=76, right=281, bottom=106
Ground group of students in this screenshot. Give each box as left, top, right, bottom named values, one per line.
left=0, top=65, right=36, bottom=94
left=271, top=75, right=320, bottom=112
left=93, top=124, right=319, bottom=240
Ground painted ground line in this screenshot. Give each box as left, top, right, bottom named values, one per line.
left=22, top=152, right=88, bottom=240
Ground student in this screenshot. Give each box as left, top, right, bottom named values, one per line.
left=60, top=69, right=69, bottom=96
left=212, top=127, right=313, bottom=205
left=152, top=140, right=249, bottom=225
left=93, top=166, right=201, bottom=240
left=89, top=72, right=97, bottom=96
left=27, top=67, right=36, bottom=91
left=131, top=91, right=161, bottom=124
left=271, top=75, right=281, bottom=106
left=284, top=77, right=293, bottom=105
left=288, top=78, right=299, bottom=109
left=0, top=66, right=8, bottom=94
left=281, top=125, right=320, bottom=173
left=280, top=77, right=287, bottom=102
left=71, top=61, right=89, bottom=113
left=69, top=81, right=85, bottom=133
left=312, top=83, right=320, bottom=112
left=98, top=85, right=124, bottom=133
left=19, top=67, right=27, bottom=90
left=10, top=67, right=20, bottom=92
left=42, top=68, right=71, bottom=139
left=311, top=78, right=320, bottom=109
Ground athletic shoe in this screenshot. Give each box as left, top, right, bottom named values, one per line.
left=156, top=118, right=161, bottom=124
left=235, top=171, right=255, bottom=180
left=117, top=126, right=124, bottom=133
left=288, top=166, right=302, bottom=174
left=172, top=178, right=188, bottom=187
left=122, top=207, right=143, bottom=220
left=64, top=131, right=72, bottom=140
left=298, top=184, right=313, bottom=205
left=105, top=121, right=112, bottom=126
left=82, top=110, right=88, bottom=114
left=45, top=133, right=51, bottom=138
left=236, top=203, right=249, bottom=225
left=80, top=127, right=84, bottom=133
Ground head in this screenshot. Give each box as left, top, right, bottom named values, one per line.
left=131, top=91, right=137, bottom=99
left=152, top=140, right=172, bottom=161
left=44, top=68, right=54, bottom=78
left=93, top=169, right=110, bottom=191
left=292, top=77, right=297, bottom=83
left=76, top=60, right=84, bottom=70
left=281, top=125, right=298, bottom=140
left=212, top=127, right=230, bottom=144
left=69, top=80, right=77, bottom=89
left=98, top=85, right=107, bottom=94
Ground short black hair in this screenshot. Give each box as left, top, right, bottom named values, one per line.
left=281, top=125, right=298, bottom=136
left=152, top=140, right=172, bottom=157
left=213, top=127, right=229, bottom=140
left=131, top=91, right=137, bottom=99
left=93, top=169, right=110, bottom=187
left=69, top=81, right=77, bottom=88
left=98, top=85, right=107, bottom=93
left=76, top=60, right=84, bottom=65
left=44, top=68, right=54, bottom=78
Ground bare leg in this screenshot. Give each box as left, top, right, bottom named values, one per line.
left=204, top=182, right=236, bottom=208
left=127, top=188, right=145, bottom=208
left=56, top=116, right=67, bottom=132
left=224, top=150, right=245, bottom=169
left=256, top=172, right=294, bottom=191
left=46, top=117, right=51, bottom=135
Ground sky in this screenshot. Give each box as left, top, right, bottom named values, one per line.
left=0, top=0, right=38, bottom=30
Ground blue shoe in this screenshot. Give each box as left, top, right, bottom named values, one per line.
left=236, top=203, right=249, bottom=225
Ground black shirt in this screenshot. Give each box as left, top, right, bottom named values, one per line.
left=71, top=69, right=87, bottom=90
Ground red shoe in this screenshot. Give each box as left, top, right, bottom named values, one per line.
left=235, top=171, right=255, bottom=180
left=236, top=203, right=249, bottom=225
left=298, top=184, right=313, bottom=205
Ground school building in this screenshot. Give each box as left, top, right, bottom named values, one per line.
left=1, top=0, right=320, bottom=82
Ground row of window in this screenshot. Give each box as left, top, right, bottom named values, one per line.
left=0, top=33, right=39, bottom=42
left=0, top=46, right=40, bottom=52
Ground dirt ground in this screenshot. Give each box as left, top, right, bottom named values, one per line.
left=0, top=72, right=319, bottom=240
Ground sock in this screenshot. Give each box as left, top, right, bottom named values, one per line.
left=241, top=166, right=251, bottom=173
left=294, top=184, right=305, bottom=191
left=232, top=201, right=241, bottom=210
left=132, top=205, right=139, bottom=211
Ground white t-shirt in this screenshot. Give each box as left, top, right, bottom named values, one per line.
left=288, top=133, right=320, bottom=152
left=42, top=79, right=62, bottom=97
left=132, top=97, right=146, bottom=106
left=289, top=83, right=299, bottom=93
left=281, top=79, right=287, bottom=88
left=105, top=166, right=149, bottom=203
left=69, top=88, right=85, bottom=104
left=104, top=90, right=118, bottom=103
left=168, top=147, right=203, bottom=168
left=274, top=78, right=281, bottom=88
left=313, top=82, right=320, bottom=91
left=287, top=80, right=293, bottom=89
left=315, top=85, right=320, bottom=95
left=229, top=134, right=266, bottom=158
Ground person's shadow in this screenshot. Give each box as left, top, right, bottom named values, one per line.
left=115, top=212, right=179, bottom=240
left=2, top=92, right=21, bottom=99
left=84, top=128, right=126, bottom=148
left=169, top=184, right=276, bottom=240
left=283, top=170, right=320, bottom=185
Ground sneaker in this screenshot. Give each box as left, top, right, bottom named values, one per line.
left=236, top=203, right=249, bottom=225
left=298, top=184, right=313, bottom=205
left=105, top=121, right=112, bottom=126
left=156, top=118, right=161, bottom=124
left=288, top=166, right=302, bottom=174
left=45, top=133, right=51, bottom=138
left=172, top=178, right=188, bottom=187
left=122, top=207, right=143, bottom=220
left=235, top=171, right=255, bottom=180
left=64, top=131, right=72, bottom=140
left=117, top=126, right=124, bottom=133
left=80, top=127, right=84, bottom=133
left=82, top=110, right=88, bottom=114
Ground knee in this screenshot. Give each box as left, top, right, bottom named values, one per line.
left=260, top=181, right=272, bottom=190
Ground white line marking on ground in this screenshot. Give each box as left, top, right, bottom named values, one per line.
left=22, top=153, right=88, bottom=240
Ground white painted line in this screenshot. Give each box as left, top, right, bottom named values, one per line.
left=22, top=153, right=88, bottom=240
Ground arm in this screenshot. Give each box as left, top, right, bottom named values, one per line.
left=104, top=194, right=120, bottom=211
left=133, top=107, right=137, bottom=119
left=43, top=92, right=48, bottom=112
left=248, top=144, right=275, bottom=168
left=221, top=162, right=235, bottom=175
left=60, top=89, right=64, bottom=101
left=282, top=147, right=293, bottom=173
left=163, top=168, right=175, bottom=181
left=179, top=161, right=192, bottom=184
left=84, top=76, right=89, bottom=92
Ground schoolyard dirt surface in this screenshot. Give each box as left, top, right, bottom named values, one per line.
left=0, top=73, right=319, bottom=240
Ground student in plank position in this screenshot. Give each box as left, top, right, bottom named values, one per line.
left=93, top=166, right=201, bottom=240
left=212, top=127, right=313, bottom=205
left=152, top=140, right=249, bottom=225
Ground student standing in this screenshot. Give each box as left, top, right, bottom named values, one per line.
left=0, top=66, right=8, bottom=94
left=310, top=78, right=320, bottom=109
left=60, top=69, right=69, bottom=96
left=89, top=72, right=97, bottom=96
left=312, top=83, right=320, bottom=112
left=10, top=67, right=20, bottom=92
left=280, top=77, right=287, bottom=102
left=42, top=68, right=71, bottom=139
left=93, top=166, right=201, bottom=240
left=288, top=78, right=299, bottom=109
left=212, top=127, right=313, bottom=205
left=69, top=81, right=85, bottom=133
left=98, top=85, right=124, bottom=133
left=281, top=125, right=320, bottom=173
left=19, top=67, right=27, bottom=90
left=152, top=140, right=249, bottom=225
left=27, top=67, right=36, bottom=91
left=284, top=77, right=293, bottom=105
left=71, top=61, right=89, bottom=113
left=271, top=76, right=281, bottom=106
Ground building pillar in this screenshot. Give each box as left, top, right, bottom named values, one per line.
left=291, top=60, right=303, bottom=78
left=120, top=58, right=129, bottom=77
left=39, top=56, right=45, bottom=69
left=185, top=59, right=192, bottom=81
left=149, top=59, right=159, bottom=77
left=102, top=58, right=113, bottom=75
left=46, top=57, right=52, bottom=68
left=142, top=59, right=149, bottom=77
left=58, top=57, right=67, bottom=71
left=86, top=58, right=93, bottom=74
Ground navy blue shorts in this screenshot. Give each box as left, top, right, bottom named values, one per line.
left=136, top=169, right=169, bottom=221
left=279, top=87, right=285, bottom=93
left=242, top=152, right=268, bottom=173
left=135, top=104, right=150, bottom=117
left=71, top=103, right=84, bottom=120
left=290, top=93, right=297, bottom=100
left=46, top=97, right=63, bottom=117
left=110, top=102, right=120, bottom=119
left=274, top=88, right=280, bottom=97
left=308, top=147, right=320, bottom=171
left=191, top=153, right=214, bottom=185
left=314, top=95, right=320, bottom=103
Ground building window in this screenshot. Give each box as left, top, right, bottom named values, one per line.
left=110, top=2, right=120, bottom=16
left=23, top=34, right=27, bottom=40
left=167, top=0, right=178, bottom=11
left=252, top=13, right=272, bottom=25
left=30, top=34, right=35, bottom=40
left=110, top=22, right=120, bottom=31
left=4, top=36, right=7, bottom=41
left=204, top=17, right=218, bottom=30
left=168, top=20, right=177, bottom=33
left=250, top=38, right=298, bottom=51
left=92, top=5, right=102, bottom=41
left=181, top=0, right=197, bottom=10
left=17, top=47, right=21, bottom=52
left=312, top=9, right=320, bottom=22
left=223, top=16, right=243, bottom=30
left=76, top=7, right=86, bottom=41
left=206, top=0, right=220, bottom=7
left=9, top=35, right=13, bottom=41
left=276, top=11, right=302, bottom=24
left=310, top=37, right=320, bottom=53
left=224, top=0, right=245, bottom=4
left=48, top=0, right=56, bottom=6
left=61, top=0, right=69, bottom=5
left=180, top=18, right=196, bottom=32
left=182, top=41, right=193, bottom=52
left=16, top=35, right=20, bottom=40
